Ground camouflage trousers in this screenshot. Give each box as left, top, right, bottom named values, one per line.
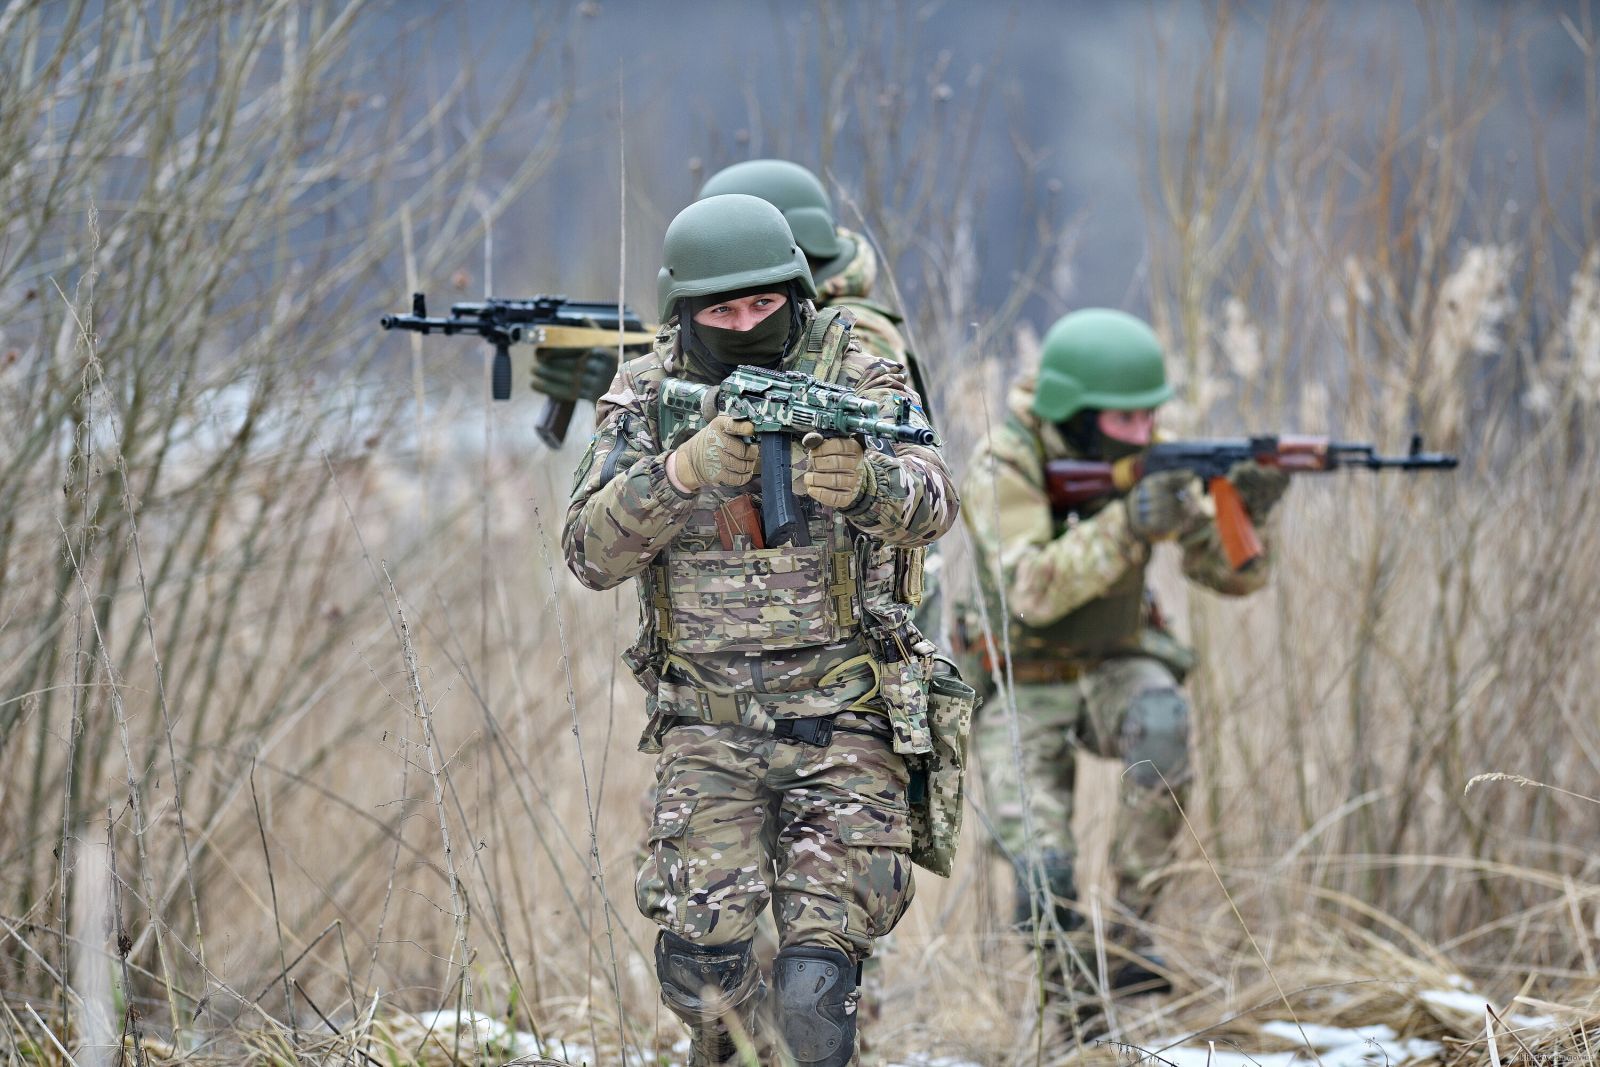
left=637, top=717, right=917, bottom=962
left=974, top=655, right=1190, bottom=919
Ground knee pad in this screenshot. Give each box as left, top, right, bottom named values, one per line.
left=1121, top=687, right=1190, bottom=789
left=655, top=932, right=760, bottom=1024
left=1011, top=848, right=1081, bottom=933
left=774, top=944, right=857, bottom=1067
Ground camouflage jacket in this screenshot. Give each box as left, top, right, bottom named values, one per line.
left=817, top=226, right=914, bottom=373
left=960, top=371, right=1269, bottom=665
left=562, top=304, right=958, bottom=743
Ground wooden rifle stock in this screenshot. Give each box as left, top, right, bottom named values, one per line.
left=1043, top=458, right=1129, bottom=509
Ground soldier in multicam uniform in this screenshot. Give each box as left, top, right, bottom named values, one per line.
left=958, top=308, right=1288, bottom=995
left=691, top=160, right=946, bottom=1046
left=563, top=194, right=958, bottom=1065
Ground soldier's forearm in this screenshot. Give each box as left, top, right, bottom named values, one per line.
left=563, top=454, right=695, bottom=589
left=1179, top=518, right=1271, bottom=596
left=1006, top=502, right=1146, bottom=623
left=841, top=449, right=958, bottom=546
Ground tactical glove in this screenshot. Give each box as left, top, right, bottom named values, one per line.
left=802, top=435, right=870, bottom=509
left=1226, top=460, right=1289, bottom=520
left=1125, top=469, right=1201, bottom=542
left=528, top=347, right=620, bottom=403
left=669, top=416, right=758, bottom=493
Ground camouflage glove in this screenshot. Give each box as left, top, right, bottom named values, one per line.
left=802, top=435, right=870, bottom=509
left=528, top=347, right=620, bottom=403
left=1226, top=460, right=1289, bottom=520
left=669, top=415, right=758, bottom=492
left=1125, top=469, right=1201, bottom=542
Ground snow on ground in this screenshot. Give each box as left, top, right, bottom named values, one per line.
left=408, top=1011, right=986, bottom=1066
left=1150, top=1019, right=1443, bottom=1066
left=1419, top=982, right=1557, bottom=1030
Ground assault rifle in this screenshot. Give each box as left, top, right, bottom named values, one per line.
left=1046, top=434, right=1458, bottom=571
left=380, top=292, right=656, bottom=448
left=662, top=366, right=937, bottom=547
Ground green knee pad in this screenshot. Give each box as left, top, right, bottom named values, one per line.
left=1120, top=687, right=1189, bottom=790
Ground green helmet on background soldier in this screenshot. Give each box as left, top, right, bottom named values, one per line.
left=657, top=193, right=818, bottom=321
left=1032, top=308, right=1173, bottom=422
left=697, top=159, right=856, bottom=284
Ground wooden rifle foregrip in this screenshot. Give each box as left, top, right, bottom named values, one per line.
left=1210, top=476, right=1263, bottom=571
left=537, top=397, right=576, bottom=449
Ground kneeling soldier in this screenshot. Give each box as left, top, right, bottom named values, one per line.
left=959, top=309, right=1286, bottom=996
left=563, top=194, right=958, bottom=1065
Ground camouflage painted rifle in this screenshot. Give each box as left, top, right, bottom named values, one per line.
left=380, top=292, right=656, bottom=447
left=1046, top=433, right=1458, bottom=570
left=662, top=366, right=937, bottom=547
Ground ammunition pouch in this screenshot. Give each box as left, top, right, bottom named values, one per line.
left=906, top=656, right=975, bottom=877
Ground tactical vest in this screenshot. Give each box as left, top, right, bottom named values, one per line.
left=633, top=308, right=919, bottom=658
left=1001, top=415, right=1146, bottom=664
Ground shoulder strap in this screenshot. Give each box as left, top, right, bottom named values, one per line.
left=1001, top=412, right=1048, bottom=480
left=832, top=295, right=903, bottom=325
left=790, top=305, right=853, bottom=382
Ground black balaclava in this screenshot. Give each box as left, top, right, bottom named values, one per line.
left=680, top=282, right=805, bottom=380
left=1058, top=409, right=1147, bottom=463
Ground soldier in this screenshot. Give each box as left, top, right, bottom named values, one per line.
left=697, top=161, right=914, bottom=376
left=958, top=308, right=1287, bottom=995
left=694, top=159, right=945, bottom=650
left=533, top=161, right=925, bottom=448
left=563, top=194, right=958, bottom=1065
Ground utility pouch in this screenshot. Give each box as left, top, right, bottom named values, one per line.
left=714, top=494, right=766, bottom=551
left=895, top=547, right=926, bottom=607
left=879, top=656, right=932, bottom=756
left=623, top=636, right=671, bottom=753
left=907, top=657, right=975, bottom=878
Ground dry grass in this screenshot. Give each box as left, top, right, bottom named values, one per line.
left=2, top=3, right=1597, bottom=1066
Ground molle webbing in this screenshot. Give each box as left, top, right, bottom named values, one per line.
left=829, top=548, right=856, bottom=628
left=791, top=305, right=853, bottom=378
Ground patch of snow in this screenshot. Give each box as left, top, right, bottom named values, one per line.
left=1151, top=1021, right=1444, bottom=1067
left=1420, top=988, right=1557, bottom=1030
left=409, top=1011, right=603, bottom=1063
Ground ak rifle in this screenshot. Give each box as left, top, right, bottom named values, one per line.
left=662, top=366, right=936, bottom=547
left=1046, top=434, right=1458, bottom=570
left=380, top=292, right=656, bottom=447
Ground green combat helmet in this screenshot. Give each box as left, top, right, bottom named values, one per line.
left=658, top=193, right=818, bottom=321
left=697, top=160, right=854, bottom=284
left=1032, top=308, right=1174, bottom=422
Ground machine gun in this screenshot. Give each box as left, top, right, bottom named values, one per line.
left=1046, top=434, right=1459, bottom=570
left=380, top=292, right=656, bottom=448
left=662, top=366, right=937, bottom=547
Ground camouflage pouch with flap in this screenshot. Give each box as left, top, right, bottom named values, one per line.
left=907, top=656, right=975, bottom=877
